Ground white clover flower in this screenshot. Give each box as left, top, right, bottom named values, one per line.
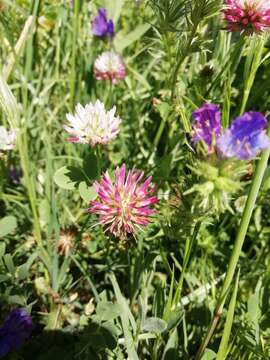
left=0, top=126, right=16, bottom=156
left=94, top=51, right=126, bottom=85
left=64, top=100, right=121, bottom=147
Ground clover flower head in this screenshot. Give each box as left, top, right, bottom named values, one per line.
left=217, top=111, right=270, bottom=160
left=89, top=164, right=159, bottom=240
left=0, top=309, right=33, bottom=358
left=192, top=103, right=222, bottom=150
left=64, top=100, right=121, bottom=147
left=92, top=8, right=114, bottom=37
left=223, top=0, right=270, bottom=34
left=94, top=51, right=126, bottom=85
left=0, top=126, right=16, bottom=156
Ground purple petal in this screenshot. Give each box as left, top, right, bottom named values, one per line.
left=217, top=111, right=270, bottom=160
left=226, top=112, right=267, bottom=141
left=192, top=103, right=221, bottom=148
left=107, top=20, right=115, bottom=37
left=92, top=8, right=109, bottom=37
left=91, top=8, right=115, bottom=38
left=98, top=8, right=107, bottom=17
left=0, top=309, right=33, bottom=357
left=0, top=340, right=10, bottom=357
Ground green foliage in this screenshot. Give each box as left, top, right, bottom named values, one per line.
left=53, top=153, right=99, bottom=201
left=142, top=317, right=167, bottom=333
left=114, top=24, right=151, bottom=53
left=0, top=216, right=17, bottom=237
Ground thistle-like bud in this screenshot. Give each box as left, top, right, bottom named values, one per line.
left=185, top=158, right=248, bottom=213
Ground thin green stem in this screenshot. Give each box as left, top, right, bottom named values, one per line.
left=18, top=1, right=43, bottom=246
left=3, top=16, right=35, bottom=81
left=103, top=80, right=113, bottom=109
left=195, top=127, right=270, bottom=359
left=23, top=0, right=40, bottom=109
left=16, top=128, right=51, bottom=267
left=216, top=270, right=240, bottom=360
left=67, top=0, right=80, bottom=165
left=95, top=146, right=102, bottom=177
left=70, top=0, right=80, bottom=108
left=0, top=158, right=5, bottom=194
left=173, top=221, right=201, bottom=306
left=17, top=130, right=43, bottom=246
left=0, top=76, right=47, bottom=259
left=152, top=115, right=169, bottom=151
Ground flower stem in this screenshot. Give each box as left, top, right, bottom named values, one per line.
left=152, top=115, right=168, bottom=151
left=173, top=221, right=201, bottom=306
left=0, top=75, right=47, bottom=258
left=17, top=130, right=43, bottom=246
left=95, top=146, right=102, bottom=177
left=70, top=0, right=80, bottom=108
left=195, top=126, right=270, bottom=359
left=0, top=158, right=5, bottom=194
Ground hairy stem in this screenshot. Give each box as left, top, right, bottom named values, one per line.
left=153, top=23, right=198, bottom=151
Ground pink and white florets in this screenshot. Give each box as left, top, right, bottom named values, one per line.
left=64, top=100, right=121, bottom=147
left=0, top=126, right=16, bottom=156
left=94, top=51, right=126, bottom=85
left=89, top=164, right=159, bottom=239
left=223, top=0, right=270, bottom=34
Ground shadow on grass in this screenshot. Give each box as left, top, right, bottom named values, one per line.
left=4, top=322, right=118, bottom=360
left=4, top=304, right=217, bottom=359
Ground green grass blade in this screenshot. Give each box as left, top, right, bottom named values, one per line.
left=3, top=15, right=35, bottom=80
left=110, top=273, right=139, bottom=360
left=216, top=270, right=240, bottom=360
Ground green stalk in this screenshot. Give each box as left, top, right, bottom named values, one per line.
left=3, top=16, right=35, bottom=81
left=18, top=131, right=42, bottom=245
left=152, top=114, right=169, bottom=151
left=13, top=1, right=43, bottom=246
left=23, top=0, right=40, bottom=109
left=0, top=76, right=44, bottom=250
left=216, top=270, right=240, bottom=360
left=195, top=127, right=270, bottom=359
left=95, top=145, right=102, bottom=177
left=110, top=274, right=139, bottom=360
left=70, top=0, right=80, bottom=108
left=173, top=221, right=201, bottom=306
left=0, top=158, right=5, bottom=194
